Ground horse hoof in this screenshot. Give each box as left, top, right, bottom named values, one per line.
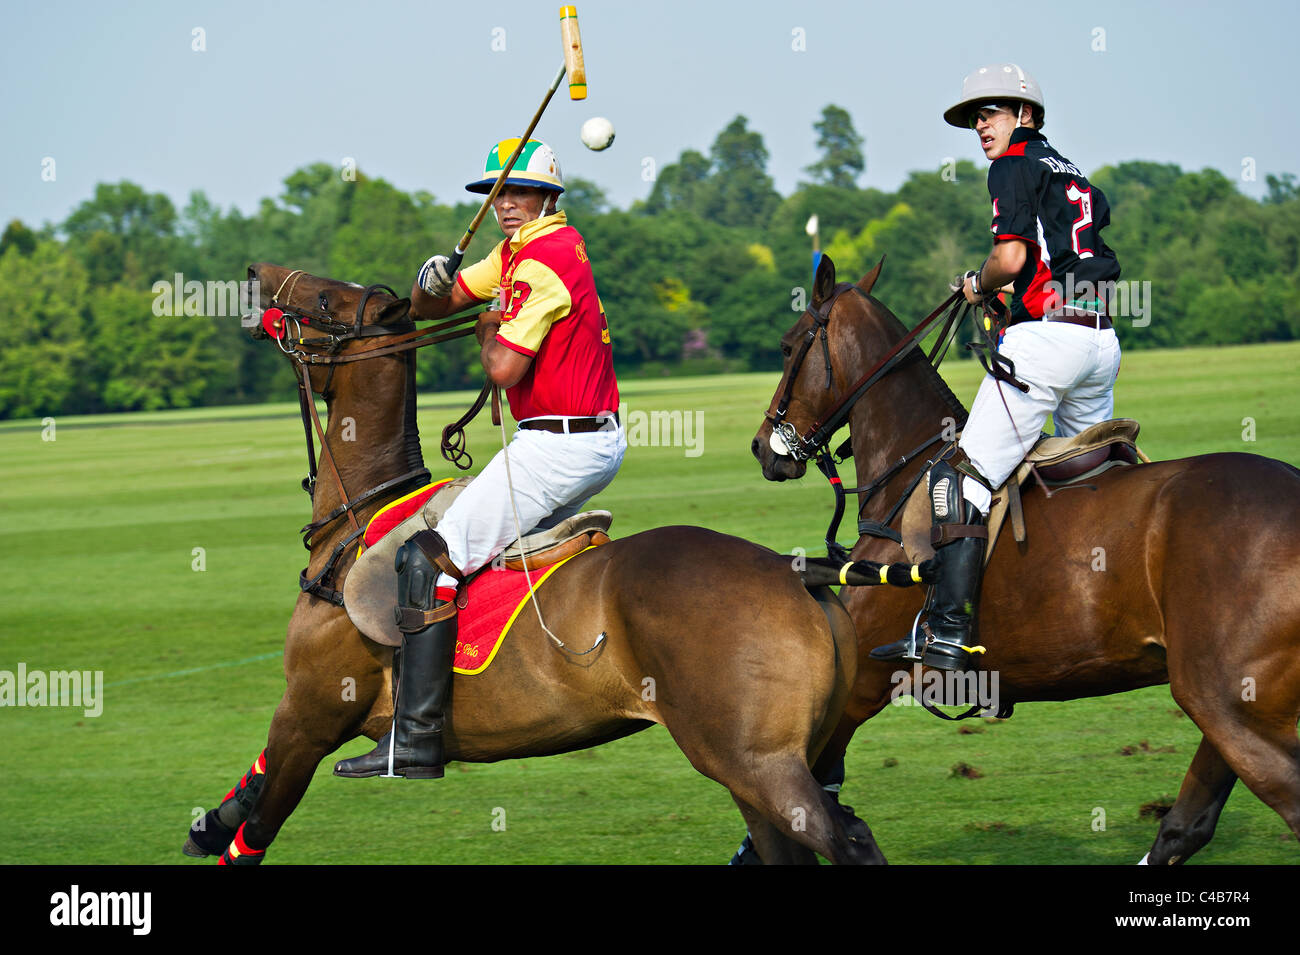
left=182, top=836, right=209, bottom=858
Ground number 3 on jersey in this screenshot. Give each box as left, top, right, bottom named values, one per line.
left=1065, top=182, right=1095, bottom=259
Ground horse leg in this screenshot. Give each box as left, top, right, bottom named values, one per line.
left=183, top=750, right=267, bottom=859
left=719, top=755, right=886, bottom=865
left=1175, top=693, right=1300, bottom=852
left=730, top=674, right=896, bottom=864
left=730, top=796, right=818, bottom=865
left=217, top=704, right=329, bottom=864
left=1142, top=736, right=1237, bottom=865
left=221, top=664, right=382, bottom=864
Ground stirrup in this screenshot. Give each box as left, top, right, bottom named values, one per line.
left=868, top=611, right=929, bottom=663
left=920, top=638, right=986, bottom=672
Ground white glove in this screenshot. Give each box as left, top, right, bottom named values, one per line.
left=418, top=254, right=456, bottom=298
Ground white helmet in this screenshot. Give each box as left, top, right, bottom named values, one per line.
left=465, top=138, right=565, bottom=194
left=943, top=63, right=1045, bottom=129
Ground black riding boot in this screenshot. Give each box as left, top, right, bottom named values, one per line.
left=917, top=499, right=987, bottom=672
left=334, top=532, right=458, bottom=779
left=869, top=463, right=988, bottom=670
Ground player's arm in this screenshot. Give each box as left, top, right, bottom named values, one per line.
left=961, top=158, right=1033, bottom=303
left=480, top=258, right=570, bottom=389
left=410, top=247, right=502, bottom=321
left=972, top=239, right=1028, bottom=299
left=476, top=313, right=533, bottom=388
left=410, top=279, right=479, bottom=321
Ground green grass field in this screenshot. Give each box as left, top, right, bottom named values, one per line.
left=2, top=341, right=1297, bottom=865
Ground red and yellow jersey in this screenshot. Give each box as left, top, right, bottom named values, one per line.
left=455, top=212, right=619, bottom=421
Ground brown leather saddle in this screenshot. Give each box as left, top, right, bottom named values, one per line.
left=901, top=418, right=1147, bottom=565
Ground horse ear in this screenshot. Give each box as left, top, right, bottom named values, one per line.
left=377, top=298, right=411, bottom=323
left=857, top=255, right=886, bottom=296
left=812, top=254, right=837, bottom=306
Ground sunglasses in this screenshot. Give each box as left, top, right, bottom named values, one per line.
left=967, top=104, right=1014, bottom=129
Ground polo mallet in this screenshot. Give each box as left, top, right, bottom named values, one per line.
left=445, top=5, right=586, bottom=274
left=461, top=7, right=601, bottom=659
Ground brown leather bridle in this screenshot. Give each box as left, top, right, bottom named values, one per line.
left=766, top=285, right=967, bottom=464
left=765, top=285, right=974, bottom=561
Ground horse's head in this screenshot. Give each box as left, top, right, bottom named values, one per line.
left=752, top=253, right=886, bottom=480
left=246, top=262, right=414, bottom=394
left=247, top=263, right=411, bottom=343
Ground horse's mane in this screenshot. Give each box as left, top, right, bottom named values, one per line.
left=904, top=347, right=970, bottom=428
left=400, top=353, right=425, bottom=475
left=861, top=291, right=970, bottom=428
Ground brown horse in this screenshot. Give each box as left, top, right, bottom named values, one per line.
left=751, top=254, right=1300, bottom=865
left=184, top=262, right=880, bottom=865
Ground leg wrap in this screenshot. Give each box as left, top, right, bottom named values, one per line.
left=217, top=822, right=266, bottom=865
left=184, top=751, right=266, bottom=858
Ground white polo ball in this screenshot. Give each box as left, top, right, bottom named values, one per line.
left=580, top=116, right=615, bottom=151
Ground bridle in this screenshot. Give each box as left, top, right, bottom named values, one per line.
left=765, top=283, right=978, bottom=560
left=766, top=284, right=969, bottom=464
left=256, top=271, right=479, bottom=606
left=765, top=281, right=846, bottom=461
left=260, top=270, right=478, bottom=371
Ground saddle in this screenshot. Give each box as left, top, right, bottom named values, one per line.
left=900, top=419, right=1146, bottom=565
left=344, top=479, right=612, bottom=647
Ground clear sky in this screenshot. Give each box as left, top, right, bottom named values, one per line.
left=3, top=0, right=1296, bottom=230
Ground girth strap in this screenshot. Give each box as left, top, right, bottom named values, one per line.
left=857, top=520, right=903, bottom=545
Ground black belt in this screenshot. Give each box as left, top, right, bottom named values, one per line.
left=1046, top=310, right=1112, bottom=330
left=519, top=413, right=619, bottom=434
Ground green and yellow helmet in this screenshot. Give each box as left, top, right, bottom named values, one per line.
left=465, top=138, right=565, bottom=194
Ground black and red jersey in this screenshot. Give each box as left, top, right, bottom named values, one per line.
left=988, top=128, right=1121, bottom=323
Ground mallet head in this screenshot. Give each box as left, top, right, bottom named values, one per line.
left=560, top=6, right=586, bottom=100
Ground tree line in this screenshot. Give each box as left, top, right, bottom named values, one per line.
left=2, top=105, right=1298, bottom=419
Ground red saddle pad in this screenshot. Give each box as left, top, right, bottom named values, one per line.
left=361, top=480, right=589, bottom=675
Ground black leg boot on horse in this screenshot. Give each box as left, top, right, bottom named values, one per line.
left=870, top=461, right=989, bottom=671
left=334, top=529, right=461, bottom=779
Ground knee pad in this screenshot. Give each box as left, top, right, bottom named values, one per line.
left=395, top=530, right=462, bottom=614
left=930, top=461, right=990, bottom=524
left=928, top=461, right=964, bottom=524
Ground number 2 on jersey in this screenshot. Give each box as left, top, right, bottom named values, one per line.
left=1065, top=182, right=1094, bottom=259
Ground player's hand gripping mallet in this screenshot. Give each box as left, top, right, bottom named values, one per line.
left=445, top=6, right=586, bottom=273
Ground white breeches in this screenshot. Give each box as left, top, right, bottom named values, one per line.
left=433, top=422, right=627, bottom=589
left=958, top=321, right=1121, bottom=514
